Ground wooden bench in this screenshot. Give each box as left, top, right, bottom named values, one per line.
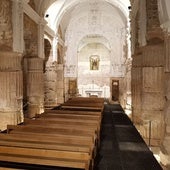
left=0, top=130, right=95, bottom=169
left=37, top=112, right=101, bottom=121
left=7, top=125, right=97, bottom=141
left=61, top=105, right=103, bottom=111
left=0, top=145, right=91, bottom=170
left=0, top=133, right=94, bottom=148
left=45, top=109, right=102, bottom=116
left=0, top=97, right=104, bottom=170
left=0, top=132, right=98, bottom=158
left=24, top=119, right=98, bottom=134
left=66, top=97, right=104, bottom=104
left=28, top=117, right=101, bottom=133
left=0, top=138, right=91, bottom=153
left=61, top=97, right=104, bottom=111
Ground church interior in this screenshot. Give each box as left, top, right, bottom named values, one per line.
left=0, top=0, right=170, bottom=169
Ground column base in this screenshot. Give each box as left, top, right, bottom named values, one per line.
left=0, top=110, right=23, bottom=131
left=27, top=104, right=44, bottom=118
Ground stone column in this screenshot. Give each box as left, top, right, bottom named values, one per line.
left=124, top=58, right=132, bottom=117
left=12, top=0, right=24, bottom=53
left=57, top=64, right=64, bottom=104
left=38, top=19, right=46, bottom=59
left=132, top=44, right=165, bottom=146
left=44, top=61, right=58, bottom=107
left=26, top=57, right=44, bottom=118
left=141, top=45, right=165, bottom=146
left=0, top=52, right=23, bottom=131
left=52, top=37, right=58, bottom=61
left=131, top=51, right=143, bottom=124
left=44, top=36, right=58, bottom=107
left=160, top=34, right=170, bottom=167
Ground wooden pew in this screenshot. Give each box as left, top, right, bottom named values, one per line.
left=61, top=104, right=103, bottom=111
left=66, top=97, right=104, bottom=104
left=0, top=138, right=90, bottom=153
left=61, top=97, right=104, bottom=111
left=0, top=132, right=97, bottom=158
left=34, top=110, right=101, bottom=141
left=45, top=109, right=101, bottom=116
left=0, top=130, right=95, bottom=169
left=0, top=145, right=91, bottom=170
left=24, top=119, right=98, bottom=135
left=0, top=133, right=94, bottom=148
left=0, top=97, right=104, bottom=170
left=25, top=117, right=99, bottom=129
left=7, top=125, right=97, bottom=141
left=37, top=112, right=101, bottom=121
left=26, top=117, right=101, bottom=134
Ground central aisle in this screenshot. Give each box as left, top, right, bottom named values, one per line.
left=94, top=104, right=163, bottom=170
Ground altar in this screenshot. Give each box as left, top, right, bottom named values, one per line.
left=85, top=90, right=102, bottom=97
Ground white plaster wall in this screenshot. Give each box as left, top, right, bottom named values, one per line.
left=77, top=43, right=111, bottom=98
left=64, top=1, right=127, bottom=78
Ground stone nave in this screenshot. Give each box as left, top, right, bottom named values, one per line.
left=0, top=0, right=170, bottom=169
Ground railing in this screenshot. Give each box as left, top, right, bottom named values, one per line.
left=133, top=117, right=162, bottom=147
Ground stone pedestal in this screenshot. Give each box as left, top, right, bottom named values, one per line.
left=26, top=57, right=44, bottom=117
left=0, top=51, right=23, bottom=131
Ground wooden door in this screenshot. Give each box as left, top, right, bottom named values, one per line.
left=112, top=80, right=119, bottom=101
left=69, top=80, right=77, bottom=95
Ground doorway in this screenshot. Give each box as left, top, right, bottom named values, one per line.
left=112, top=80, right=119, bottom=101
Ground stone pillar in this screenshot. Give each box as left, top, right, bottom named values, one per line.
left=0, top=52, right=23, bottom=131
left=132, top=45, right=165, bottom=146
left=160, top=34, right=170, bottom=167
left=132, top=52, right=143, bottom=124
left=38, top=19, right=46, bottom=59
left=52, top=37, right=58, bottom=62
left=44, top=62, right=58, bottom=107
left=57, top=64, right=64, bottom=104
left=26, top=58, right=44, bottom=118
left=124, top=58, right=132, bottom=117
left=12, top=0, right=24, bottom=53
left=141, top=45, right=165, bottom=146
left=0, top=0, right=13, bottom=51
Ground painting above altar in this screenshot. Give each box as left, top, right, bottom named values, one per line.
left=90, top=55, right=100, bottom=70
